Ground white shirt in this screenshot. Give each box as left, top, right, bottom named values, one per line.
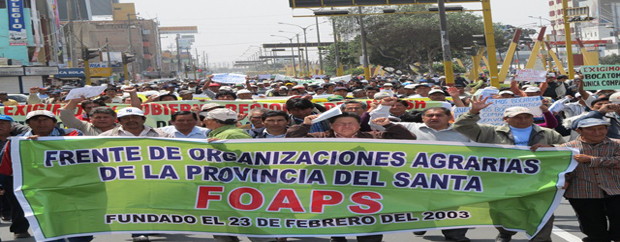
left=118, top=125, right=155, bottom=137
left=160, top=126, right=210, bottom=139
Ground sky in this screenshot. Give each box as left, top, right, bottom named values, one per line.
left=120, top=0, right=549, bottom=67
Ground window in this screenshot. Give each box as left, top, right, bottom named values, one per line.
left=550, top=11, right=555, bottom=17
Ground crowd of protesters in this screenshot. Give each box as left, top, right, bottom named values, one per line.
left=0, top=70, right=617, bottom=242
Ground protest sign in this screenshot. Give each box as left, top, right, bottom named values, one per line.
left=331, top=75, right=353, bottom=83
left=0, top=99, right=447, bottom=128
left=65, top=86, right=107, bottom=100
left=12, top=137, right=575, bottom=241
left=514, top=69, right=547, bottom=83
left=211, top=73, right=247, bottom=84
left=453, top=97, right=543, bottom=126
left=581, top=65, right=620, bottom=90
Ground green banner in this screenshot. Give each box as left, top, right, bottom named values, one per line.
left=581, top=65, right=620, bottom=90
left=0, top=99, right=447, bottom=128
left=12, top=137, right=576, bottom=241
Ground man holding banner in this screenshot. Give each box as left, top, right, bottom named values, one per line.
left=453, top=97, right=565, bottom=242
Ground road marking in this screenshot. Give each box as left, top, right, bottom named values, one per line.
left=553, top=226, right=582, bottom=242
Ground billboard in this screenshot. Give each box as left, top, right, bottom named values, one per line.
left=8, top=0, right=28, bottom=46
left=288, top=0, right=479, bottom=8
left=159, top=26, right=199, bottom=34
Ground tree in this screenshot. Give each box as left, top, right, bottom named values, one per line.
left=326, top=5, right=513, bottom=75
left=600, top=54, right=620, bottom=65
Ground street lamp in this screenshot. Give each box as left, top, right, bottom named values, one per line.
left=280, top=30, right=307, bottom=76
left=278, top=22, right=317, bottom=77
left=271, top=34, right=298, bottom=77
left=528, top=16, right=561, bottom=62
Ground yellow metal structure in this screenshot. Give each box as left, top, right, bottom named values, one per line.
left=481, top=0, right=500, bottom=88
left=526, top=27, right=546, bottom=69
left=498, top=29, right=522, bottom=82
left=563, top=0, right=575, bottom=78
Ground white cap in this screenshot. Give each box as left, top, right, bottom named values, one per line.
left=428, top=89, right=445, bottom=95
left=292, top=85, right=305, bottom=90
left=373, top=92, right=392, bottom=100
left=26, top=110, right=56, bottom=122
left=383, top=83, right=393, bottom=87
left=499, top=90, right=514, bottom=96
left=439, top=76, right=446, bottom=79
left=205, top=108, right=237, bottom=121
left=503, top=107, right=533, bottom=118
left=279, top=86, right=288, bottom=90
left=220, top=86, right=233, bottom=91
left=546, top=72, right=556, bottom=78
left=609, top=92, right=620, bottom=104
left=201, top=103, right=224, bottom=111
left=117, top=107, right=144, bottom=118
left=524, top=87, right=541, bottom=93
left=576, top=118, right=611, bottom=128
left=574, top=75, right=581, bottom=79
left=404, top=84, right=416, bottom=90
left=236, top=89, right=252, bottom=95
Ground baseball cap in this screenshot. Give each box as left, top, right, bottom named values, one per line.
left=609, top=92, right=620, bottom=104
left=373, top=92, right=392, bottom=100
left=503, top=107, right=533, bottom=118
left=0, top=115, right=14, bottom=122
left=499, top=90, right=515, bottom=96
left=546, top=72, right=556, bottom=78
left=178, top=90, right=193, bottom=95
left=524, top=87, right=541, bottom=93
left=292, top=85, right=305, bottom=90
left=205, top=108, right=237, bottom=121
left=219, top=86, right=233, bottom=91
left=327, top=95, right=344, bottom=101
left=209, top=83, right=221, bottom=87
left=404, top=84, right=416, bottom=90
left=383, top=83, right=393, bottom=87
left=334, top=87, right=348, bottom=92
left=439, top=76, right=446, bottom=79
left=576, top=118, right=610, bottom=128
left=26, top=110, right=57, bottom=122
left=201, top=103, right=224, bottom=111
left=116, top=107, right=144, bottom=118
left=428, top=89, right=446, bottom=95
left=236, top=89, right=252, bottom=95
left=0, top=91, right=7, bottom=95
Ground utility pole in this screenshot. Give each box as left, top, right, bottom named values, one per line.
left=105, top=38, right=112, bottom=68
left=562, top=0, right=575, bottom=77
left=332, top=18, right=343, bottom=76
left=67, top=0, right=75, bottom=67
left=438, top=0, right=455, bottom=85
left=176, top=34, right=182, bottom=75
left=315, top=16, right=324, bottom=75
left=194, top=48, right=199, bottom=80
left=358, top=6, right=371, bottom=79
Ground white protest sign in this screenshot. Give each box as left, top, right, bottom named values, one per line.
left=453, top=97, right=543, bottom=126
left=312, top=104, right=343, bottom=124
left=65, top=86, right=107, bottom=100
left=331, top=75, right=352, bottom=83
left=515, top=69, right=547, bottom=83
left=212, top=73, right=247, bottom=84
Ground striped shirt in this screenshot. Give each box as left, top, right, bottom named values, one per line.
left=560, top=137, right=620, bottom=198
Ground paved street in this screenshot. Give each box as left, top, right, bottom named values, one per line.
left=0, top=199, right=584, bottom=242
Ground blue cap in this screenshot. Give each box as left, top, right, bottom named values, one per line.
left=577, top=118, right=610, bottom=128
left=0, top=115, right=14, bottom=122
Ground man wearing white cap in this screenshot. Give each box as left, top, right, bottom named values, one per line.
left=98, top=107, right=171, bottom=241
left=203, top=108, right=276, bottom=242
left=453, top=97, right=565, bottom=242
left=559, top=118, right=620, bottom=242
left=410, top=83, right=431, bottom=98
left=0, top=110, right=84, bottom=239
left=99, top=107, right=172, bottom=138
left=236, top=89, right=253, bottom=100
left=570, top=94, right=620, bottom=139
left=204, top=108, right=252, bottom=140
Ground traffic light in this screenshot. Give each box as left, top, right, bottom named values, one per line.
left=568, top=16, right=595, bottom=22
left=472, top=35, right=486, bottom=46
left=122, top=53, right=135, bottom=64
left=463, top=46, right=477, bottom=56
left=82, top=48, right=100, bottom=60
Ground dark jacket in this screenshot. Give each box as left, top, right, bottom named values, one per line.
left=286, top=123, right=416, bottom=140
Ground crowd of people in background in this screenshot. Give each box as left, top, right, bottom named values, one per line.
left=0, top=70, right=618, bottom=242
